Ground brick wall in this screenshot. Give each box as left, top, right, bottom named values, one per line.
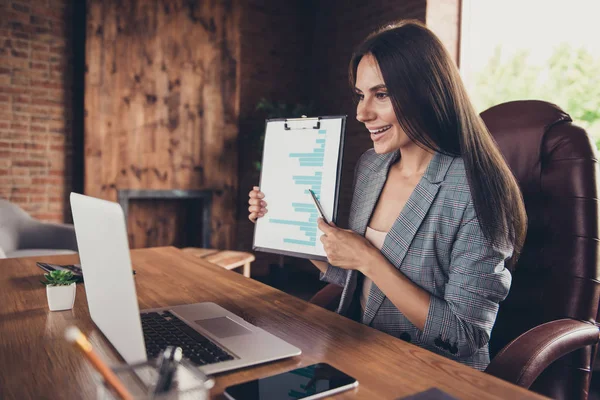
left=0, top=0, right=75, bottom=222
left=236, top=0, right=318, bottom=274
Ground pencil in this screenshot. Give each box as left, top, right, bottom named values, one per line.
left=65, top=326, right=133, bottom=400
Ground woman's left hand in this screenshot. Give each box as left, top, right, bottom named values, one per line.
left=317, top=218, right=379, bottom=272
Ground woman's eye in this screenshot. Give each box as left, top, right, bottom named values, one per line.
left=355, top=93, right=364, bottom=101
left=375, top=92, right=389, bottom=99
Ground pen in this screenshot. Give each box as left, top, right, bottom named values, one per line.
left=64, top=326, right=133, bottom=400
left=308, top=189, right=330, bottom=224
left=153, top=346, right=182, bottom=394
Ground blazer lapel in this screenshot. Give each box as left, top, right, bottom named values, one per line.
left=362, top=152, right=455, bottom=326
left=351, top=151, right=400, bottom=236
left=338, top=151, right=400, bottom=316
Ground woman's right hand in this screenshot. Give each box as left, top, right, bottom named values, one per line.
left=248, top=186, right=267, bottom=223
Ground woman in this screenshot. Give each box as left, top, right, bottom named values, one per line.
left=248, top=20, right=526, bottom=370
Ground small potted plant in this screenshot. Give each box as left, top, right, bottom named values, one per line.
left=41, top=270, right=78, bottom=311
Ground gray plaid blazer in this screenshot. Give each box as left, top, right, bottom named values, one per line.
left=321, top=149, right=513, bottom=370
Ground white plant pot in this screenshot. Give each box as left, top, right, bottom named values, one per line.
left=46, top=283, right=76, bottom=311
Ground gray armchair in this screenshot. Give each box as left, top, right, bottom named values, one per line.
left=0, top=199, right=78, bottom=258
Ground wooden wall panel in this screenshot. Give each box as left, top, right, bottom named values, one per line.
left=85, top=0, right=240, bottom=249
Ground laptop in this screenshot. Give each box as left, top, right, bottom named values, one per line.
left=70, top=192, right=301, bottom=375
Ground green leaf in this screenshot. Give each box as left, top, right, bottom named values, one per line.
left=41, top=269, right=77, bottom=286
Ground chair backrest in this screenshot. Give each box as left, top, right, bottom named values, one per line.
left=480, top=100, right=600, bottom=399
left=0, top=198, right=33, bottom=253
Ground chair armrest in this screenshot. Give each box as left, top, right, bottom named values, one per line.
left=19, top=221, right=78, bottom=252
left=309, top=283, right=343, bottom=312
left=485, top=319, right=599, bottom=388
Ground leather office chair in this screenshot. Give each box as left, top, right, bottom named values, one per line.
left=0, top=199, right=78, bottom=258
left=309, top=100, right=600, bottom=399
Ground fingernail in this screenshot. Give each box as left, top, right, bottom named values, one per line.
left=253, top=186, right=259, bottom=190
left=258, top=193, right=264, bottom=198
left=263, top=209, right=268, bottom=214
left=258, top=213, right=264, bottom=217
left=261, top=208, right=266, bottom=213
left=260, top=201, right=266, bottom=206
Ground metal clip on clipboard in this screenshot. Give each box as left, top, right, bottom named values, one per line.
left=284, top=116, right=321, bottom=130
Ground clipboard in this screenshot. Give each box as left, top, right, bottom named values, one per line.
left=252, top=115, right=346, bottom=262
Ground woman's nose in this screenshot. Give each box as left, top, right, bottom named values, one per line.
left=356, top=100, right=375, bottom=123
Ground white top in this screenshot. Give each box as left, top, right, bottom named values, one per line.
left=360, top=226, right=388, bottom=314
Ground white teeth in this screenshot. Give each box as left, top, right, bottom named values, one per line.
left=369, top=125, right=391, bottom=134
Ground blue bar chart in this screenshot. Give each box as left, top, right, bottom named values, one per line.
left=269, top=202, right=319, bottom=247
left=289, top=133, right=326, bottom=168
left=269, top=130, right=327, bottom=247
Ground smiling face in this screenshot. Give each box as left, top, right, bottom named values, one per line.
left=354, top=54, right=413, bottom=154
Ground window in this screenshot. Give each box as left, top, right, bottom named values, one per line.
left=460, top=0, right=600, bottom=148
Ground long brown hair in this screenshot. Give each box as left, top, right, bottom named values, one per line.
left=349, top=20, right=527, bottom=263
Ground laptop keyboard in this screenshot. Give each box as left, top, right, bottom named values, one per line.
left=141, top=311, right=235, bottom=366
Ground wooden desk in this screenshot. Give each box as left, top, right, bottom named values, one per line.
left=0, top=247, right=545, bottom=400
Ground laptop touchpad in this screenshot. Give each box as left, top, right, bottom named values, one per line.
left=195, top=317, right=252, bottom=338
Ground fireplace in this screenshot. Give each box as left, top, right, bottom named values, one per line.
left=117, top=189, right=212, bottom=249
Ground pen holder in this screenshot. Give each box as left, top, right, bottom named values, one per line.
left=96, top=359, right=214, bottom=400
